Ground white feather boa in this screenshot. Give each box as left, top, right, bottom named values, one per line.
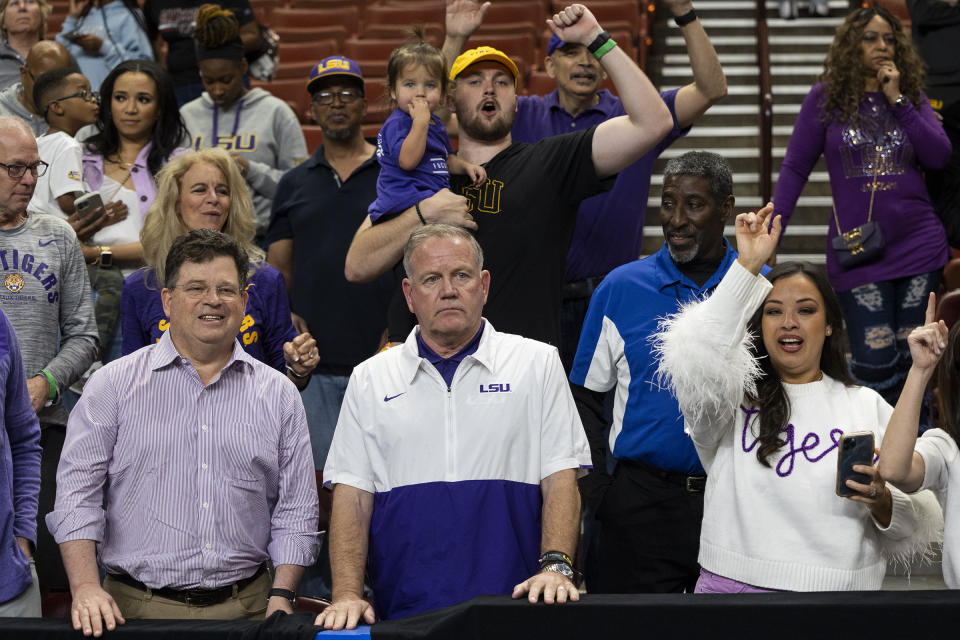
left=652, top=297, right=763, bottom=430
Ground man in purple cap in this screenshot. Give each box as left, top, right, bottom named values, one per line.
left=444, top=0, right=726, bottom=371
left=266, top=57, right=396, bottom=597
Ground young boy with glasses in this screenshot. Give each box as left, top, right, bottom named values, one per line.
left=28, top=66, right=99, bottom=219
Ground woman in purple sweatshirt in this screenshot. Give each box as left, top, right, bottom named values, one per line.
left=773, top=7, right=951, bottom=419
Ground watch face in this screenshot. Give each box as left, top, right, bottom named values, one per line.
left=100, top=252, right=113, bottom=268
left=544, top=563, right=574, bottom=579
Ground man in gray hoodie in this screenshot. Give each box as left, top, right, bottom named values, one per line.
left=0, top=116, right=98, bottom=594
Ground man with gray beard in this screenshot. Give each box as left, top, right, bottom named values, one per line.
left=569, top=151, right=769, bottom=594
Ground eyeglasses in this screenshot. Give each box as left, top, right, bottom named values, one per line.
left=41, top=89, right=100, bottom=118
left=311, top=89, right=362, bottom=105
left=0, top=160, right=48, bottom=179
left=172, top=284, right=242, bottom=301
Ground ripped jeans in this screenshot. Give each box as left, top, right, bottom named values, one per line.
left=836, top=270, right=942, bottom=429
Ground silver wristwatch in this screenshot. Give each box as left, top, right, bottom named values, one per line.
left=894, top=94, right=908, bottom=108
left=542, top=562, right=575, bottom=580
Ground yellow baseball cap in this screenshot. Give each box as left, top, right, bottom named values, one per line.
left=449, top=46, right=519, bottom=86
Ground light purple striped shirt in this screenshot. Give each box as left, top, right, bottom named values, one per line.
left=47, top=332, right=320, bottom=590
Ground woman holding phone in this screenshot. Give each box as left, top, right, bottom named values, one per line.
left=120, top=148, right=317, bottom=388
left=78, top=59, right=187, bottom=363
left=654, top=204, right=941, bottom=593
left=56, top=0, right=153, bottom=93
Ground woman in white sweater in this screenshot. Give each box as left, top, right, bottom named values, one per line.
left=655, top=204, right=942, bottom=593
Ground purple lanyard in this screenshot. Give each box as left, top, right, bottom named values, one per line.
left=210, top=99, right=245, bottom=148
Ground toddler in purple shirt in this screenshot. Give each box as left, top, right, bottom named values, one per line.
left=368, top=31, right=485, bottom=221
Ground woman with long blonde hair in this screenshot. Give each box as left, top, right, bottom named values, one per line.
left=120, top=148, right=318, bottom=388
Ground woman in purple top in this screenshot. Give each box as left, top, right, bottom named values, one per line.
left=120, top=148, right=319, bottom=388
left=773, top=7, right=951, bottom=416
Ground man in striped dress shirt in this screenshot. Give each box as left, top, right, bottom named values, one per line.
left=47, top=230, right=320, bottom=636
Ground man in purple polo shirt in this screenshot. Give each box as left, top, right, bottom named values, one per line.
left=443, top=0, right=727, bottom=369
left=48, top=230, right=319, bottom=636
left=0, top=307, right=42, bottom=617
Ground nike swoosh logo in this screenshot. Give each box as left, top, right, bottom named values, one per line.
left=38, top=238, right=56, bottom=247
left=383, top=392, right=406, bottom=402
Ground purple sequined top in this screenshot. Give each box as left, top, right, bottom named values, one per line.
left=773, top=83, right=951, bottom=291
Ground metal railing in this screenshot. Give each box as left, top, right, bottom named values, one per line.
left=756, top=0, right=774, bottom=203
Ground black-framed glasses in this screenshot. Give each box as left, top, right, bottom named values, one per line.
left=42, top=89, right=100, bottom=117
left=311, top=89, right=362, bottom=105
left=0, top=161, right=48, bottom=179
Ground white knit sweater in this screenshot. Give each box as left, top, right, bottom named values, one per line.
left=655, top=261, right=943, bottom=591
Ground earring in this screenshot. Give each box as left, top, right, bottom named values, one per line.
left=826, top=327, right=832, bottom=336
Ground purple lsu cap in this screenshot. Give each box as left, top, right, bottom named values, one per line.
left=307, top=56, right=364, bottom=93
left=547, top=33, right=566, bottom=56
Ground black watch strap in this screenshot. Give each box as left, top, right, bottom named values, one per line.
left=268, top=587, right=297, bottom=603
left=674, top=9, right=697, bottom=27
left=586, top=30, right=611, bottom=55
left=538, top=550, right=574, bottom=570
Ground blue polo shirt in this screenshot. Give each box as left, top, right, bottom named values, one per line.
left=512, top=89, right=689, bottom=282
left=570, top=240, right=746, bottom=474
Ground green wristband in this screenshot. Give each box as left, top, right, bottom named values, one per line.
left=39, top=369, right=57, bottom=400
left=593, top=38, right=617, bottom=60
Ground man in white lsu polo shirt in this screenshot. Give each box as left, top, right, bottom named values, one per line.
left=318, top=223, right=591, bottom=629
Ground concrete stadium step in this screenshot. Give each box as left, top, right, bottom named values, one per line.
left=650, top=0, right=840, bottom=260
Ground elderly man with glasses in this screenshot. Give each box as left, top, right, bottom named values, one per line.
left=0, top=114, right=98, bottom=599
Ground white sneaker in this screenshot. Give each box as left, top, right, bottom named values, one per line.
left=779, top=0, right=798, bottom=19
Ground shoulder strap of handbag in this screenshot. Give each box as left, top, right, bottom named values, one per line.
left=832, top=145, right=882, bottom=235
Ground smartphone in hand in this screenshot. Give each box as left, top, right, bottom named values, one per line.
left=836, top=431, right=875, bottom=497
left=74, top=191, right=106, bottom=222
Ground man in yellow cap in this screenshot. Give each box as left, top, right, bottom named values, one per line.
left=343, top=3, right=674, bottom=353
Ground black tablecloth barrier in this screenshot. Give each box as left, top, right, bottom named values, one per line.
left=1, top=610, right=319, bottom=640
left=5, top=591, right=960, bottom=640
left=371, top=591, right=960, bottom=640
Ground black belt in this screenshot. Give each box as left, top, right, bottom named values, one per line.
left=562, top=275, right=605, bottom=300
left=620, top=458, right=707, bottom=493
left=108, top=564, right=267, bottom=607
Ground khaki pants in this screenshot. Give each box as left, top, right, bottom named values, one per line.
left=103, top=570, right=270, bottom=620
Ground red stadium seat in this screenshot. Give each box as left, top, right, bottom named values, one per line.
left=363, top=77, right=391, bottom=124
left=342, top=37, right=406, bottom=78
left=270, top=8, right=356, bottom=45
left=358, top=23, right=444, bottom=44
left=278, top=40, right=341, bottom=65
left=474, top=2, right=548, bottom=40
left=937, top=290, right=960, bottom=329
left=549, top=0, right=640, bottom=32
left=302, top=124, right=324, bottom=150
left=363, top=4, right=443, bottom=29
left=252, top=79, right=311, bottom=124
left=271, top=7, right=361, bottom=33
